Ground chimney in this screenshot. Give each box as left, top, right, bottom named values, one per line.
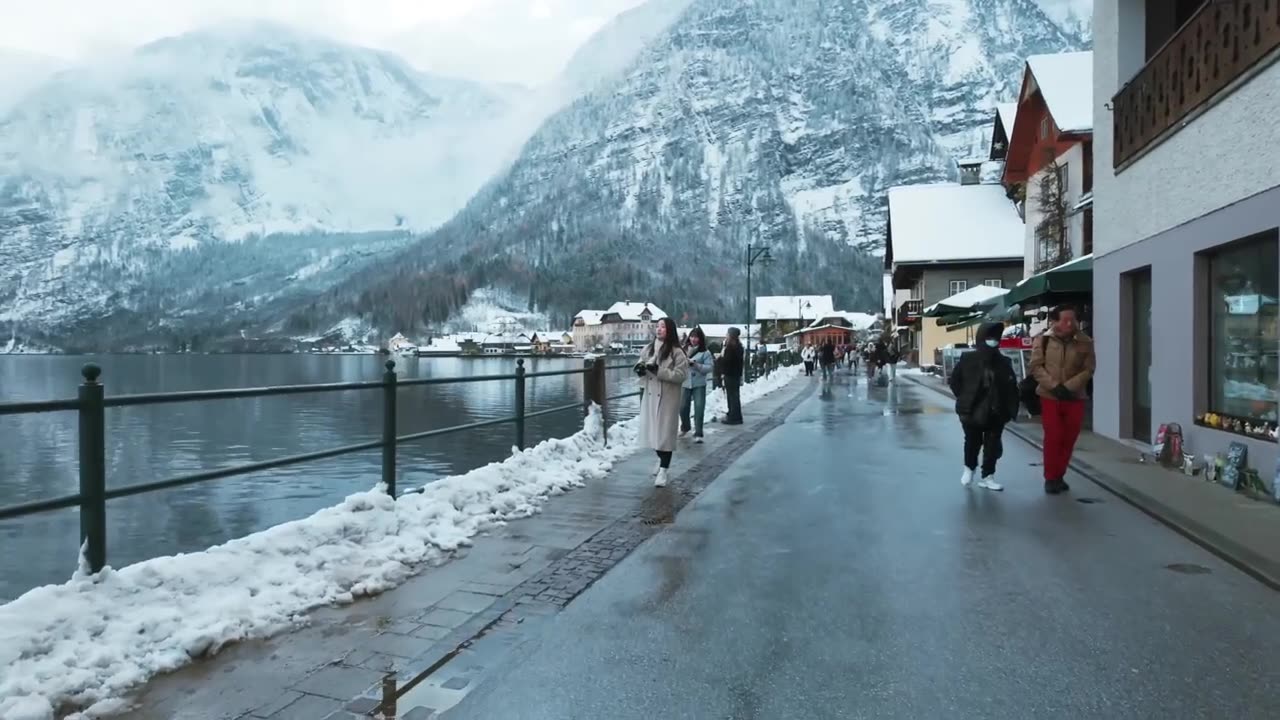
left=957, top=159, right=983, bottom=186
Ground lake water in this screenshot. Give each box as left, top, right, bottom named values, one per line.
left=0, top=354, right=639, bottom=601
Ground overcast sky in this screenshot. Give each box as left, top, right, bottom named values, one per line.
left=0, top=0, right=649, bottom=87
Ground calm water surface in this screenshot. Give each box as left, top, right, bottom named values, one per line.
left=0, top=354, right=639, bottom=601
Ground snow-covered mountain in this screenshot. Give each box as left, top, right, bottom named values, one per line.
left=0, top=48, right=66, bottom=110
left=0, top=23, right=528, bottom=345
left=323, top=0, right=1090, bottom=333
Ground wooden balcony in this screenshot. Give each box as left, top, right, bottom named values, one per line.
left=1113, top=0, right=1280, bottom=168
left=896, top=299, right=923, bottom=325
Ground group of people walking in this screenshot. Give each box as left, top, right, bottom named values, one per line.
left=800, top=342, right=838, bottom=380
left=635, top=320, right=745, bottom=487
left=801, top=338, right=899, bottom=382
left=947, top=304, right=1095, bottom=495
left=633, top=305, right=1093, bottom=496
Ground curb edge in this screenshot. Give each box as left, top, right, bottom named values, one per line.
left=903, top=374, right=1280, bottom=592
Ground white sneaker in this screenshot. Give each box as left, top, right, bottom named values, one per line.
left=654, top=468, right=669, bottom=487
left=977, top=476, right=1004, bottom=492
left=694, top=436, right=704, bottom=444
left=960, top=468, right=974, bottom=487
left=652, top=459, right=662, bottom=476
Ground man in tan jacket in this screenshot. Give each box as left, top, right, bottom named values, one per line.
left=1029, top=304, right=1096, bottom=495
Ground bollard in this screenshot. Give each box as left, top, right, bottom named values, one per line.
left=382, top=360, right=398, bottom=497
left=583, top=357, right=607, bottom=444
left=78, top=364, right=107, bottom=574
left=514, top=359, right=526, bottom=450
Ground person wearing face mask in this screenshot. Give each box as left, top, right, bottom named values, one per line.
left=947, top=322, right=1020, bottom=491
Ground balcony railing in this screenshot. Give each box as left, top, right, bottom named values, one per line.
left=1114, top=0, right=1280, bottom=167
left=897, top=299, right=923, bottom=325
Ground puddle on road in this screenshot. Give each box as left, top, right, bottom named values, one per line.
left=1165, top=563, right=1212, bottom=575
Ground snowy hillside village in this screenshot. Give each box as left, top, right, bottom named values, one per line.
left=327, top=297, right=883, bottom=358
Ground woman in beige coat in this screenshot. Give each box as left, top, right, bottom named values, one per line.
left=636, top=316, right=689, bottom=487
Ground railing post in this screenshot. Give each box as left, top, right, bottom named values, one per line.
left=78, top=364, right=106, bottom=574
left=515, top=359, right=526, bottom=450
left=583, top=357, right=607, bottom=444
left=382, top=360, right=397, bottom=497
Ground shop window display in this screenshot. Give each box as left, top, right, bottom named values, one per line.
left=1202, top=233, right=1279, bottom=440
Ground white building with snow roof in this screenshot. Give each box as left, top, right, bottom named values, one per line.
left=885, top=163, right=1025, bottom=367
left=572, top=302, right=667, bottom=350
left=754, top=295, right=834, bottom=342
left=571, top=310, right=605, bottom=350
left=1001, top=50, right=1094, bottom=279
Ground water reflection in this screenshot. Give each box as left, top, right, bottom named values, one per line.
left=0, top=354, right=638, bottom=600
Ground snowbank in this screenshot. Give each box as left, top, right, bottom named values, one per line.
left=707, top=364, right=802, bottom=422
left=0, top=369, right=799, bottom=718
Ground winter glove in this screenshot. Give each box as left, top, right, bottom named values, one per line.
left=1051, top=384, right=1073, bottom=401
left=646, top=362, right=659, bottom=374
left=633, top=363, right=647, bottom=377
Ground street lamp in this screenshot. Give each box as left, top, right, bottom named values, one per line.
left=745, top=243, right=773, bottom=357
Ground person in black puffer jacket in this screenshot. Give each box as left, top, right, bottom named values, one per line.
left=947, top=322, right=1020, bottom=491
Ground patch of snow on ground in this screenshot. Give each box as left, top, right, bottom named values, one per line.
left=0, top=369, right=801, bottom=717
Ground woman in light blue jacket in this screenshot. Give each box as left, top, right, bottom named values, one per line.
left=680, top=327, right=713, bottom=443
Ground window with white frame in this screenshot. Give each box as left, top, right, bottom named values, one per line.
left=949, top=280, right=968, bottom=295
left=983, top=279, right=1003, bottom=288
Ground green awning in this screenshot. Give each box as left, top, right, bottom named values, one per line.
left=1005, top=254, right=1093, bottom=307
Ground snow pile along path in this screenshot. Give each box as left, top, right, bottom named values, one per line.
left=0, top=368, right=799, bottom=718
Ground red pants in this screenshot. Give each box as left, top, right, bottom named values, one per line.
left=1040, top=396, right=1085, bottom=481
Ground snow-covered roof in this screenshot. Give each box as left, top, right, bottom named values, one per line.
left=574, top=310, right=605, bottom=326
left=809, top=311, right=879, bottom=331
left=925, top=284, right=1008, bottom=315
left=754, top=295, right=835, bottom=322
left=1026, top=51, right=1093, bottom=134
left=996, top=103, right=1018, bottom=135
left=887, top=183, right=1023, bottom=265
left=603, top=301, right=667, bottom=321
left=691, top=323, right=759, bottom=340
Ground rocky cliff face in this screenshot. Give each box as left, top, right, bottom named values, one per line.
left=324, top=0, right=1089, bottom=332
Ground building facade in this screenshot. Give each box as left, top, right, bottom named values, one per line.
left=887, top=169, right=1025, bottom=367
left=1002, top=52, right=1094, bottom=279
left=572, top=302, right=668, bottom=350
left=1091, top=0, right=1280, bottom=483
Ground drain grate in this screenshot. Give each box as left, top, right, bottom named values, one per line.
left=1165, top=563, right=1212, bottom=575
left=1075, top=497, right=1103, bottom=504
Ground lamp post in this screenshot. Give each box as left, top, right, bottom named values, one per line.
left=745, top=243, right=773, bottom=359
left=796, top=299, right=811, bottom=347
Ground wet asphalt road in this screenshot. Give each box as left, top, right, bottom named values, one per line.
left=444, top=375, right=1280, bottom=720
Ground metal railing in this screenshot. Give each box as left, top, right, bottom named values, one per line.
left=0, top=357, right=640, bottom=574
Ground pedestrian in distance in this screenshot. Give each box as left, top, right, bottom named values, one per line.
left=636, top=317, right=690, bottom=487
left=1029, top=304, right=1096, bottom=495
left=819, top=340, right=836, bottom=381
left=719, top=327, right=745, bottom=425
left=948, top=322, right=1020, bottom=491
left=680, top=327, right=712, bottom=444
left=802, top=344, right=816, bottom=377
